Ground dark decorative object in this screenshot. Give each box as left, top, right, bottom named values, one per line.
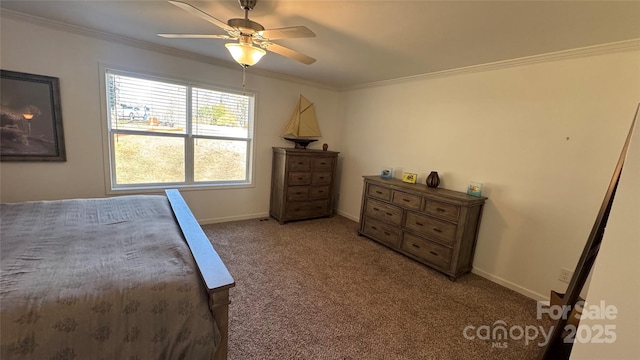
left=426, top=171, right=440, bottom=188
left=322, top=143, right=328, bottom=151
left=284, top=138, right=317, bottom=149
left=1, top=70, right=66, bottom=161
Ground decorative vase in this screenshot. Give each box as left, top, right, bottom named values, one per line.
left=426, top=171, right=440, bottom=188
left=322, top=143, right=328, bottom=151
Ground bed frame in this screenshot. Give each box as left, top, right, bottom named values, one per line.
left=166, top=190, right=235, bottom=360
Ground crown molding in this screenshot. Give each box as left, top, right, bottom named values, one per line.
left=0, top=9, right=339, bottom=91
left=345, top=38, right=640, bottom=91
left=3, top=8, right=637, bottom=92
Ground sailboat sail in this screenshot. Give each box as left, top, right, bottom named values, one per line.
left=281, top=95, right=321, bottom=139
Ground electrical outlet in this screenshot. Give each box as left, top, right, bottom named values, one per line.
left=558, top=268, right=573, bottom=283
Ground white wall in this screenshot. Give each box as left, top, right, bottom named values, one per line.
left=336, top=49, right=640, bottom=300
left=0, top=15, right=342, bottom=223
left=569, top=104, right=639, bottom=359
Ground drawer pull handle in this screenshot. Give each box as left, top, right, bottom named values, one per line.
left=373, top=207, right=380, bottom=211
left=436, top=208, right=446, bottom=212
left=433, top=228, right=442, bottom=233
left=383, top=231, right=390, bottom=236
left=295, top=192, right=302, bottom=195
left=319, top=176, right=325, bottom=179
left=386, top=212, right=393, bottom=216
left=297, top=177, right=303, bottom=180
left=429, top=251, right=439, bottom=256
left=412, top=244, right=420, bottom=249
left=318, top=190, right=324, bottom=193
left=371, top=226, right=378, bottom=230
left=415, top=222, right=424, bottom=226
left=316, top=206, right=322, bottom=209
left=402, top=198, right=410, bottom=202
left=375, top=191, right=383, bottom=194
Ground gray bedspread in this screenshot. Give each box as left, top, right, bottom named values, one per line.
left=0, top=195, right=218, bottom=359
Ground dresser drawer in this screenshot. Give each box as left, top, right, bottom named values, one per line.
left=288, top=172, right=311, bottom=185
left=288, top=156, right=310, bottom=171
left=367, top=184, right=392, bottom=202
left=364, top=198, right=402, bottom=226
left=362, top=216, right=401, bottom=247
left=424, top=200, right=460, bottom=222
left=402, top=232, right=452, bottom=269
left=285, top=200, right=329, bottom=219
left=311, top=172, right=332, bottom=185
left=392, top=191, right=422, bottom=210
left=287, top=187, right=309, bottom=201
left=404, top=211, right=456, bottom=246
left=309, top=186, right=330, bottom=199
left=312, top=157, right=333, bottom=171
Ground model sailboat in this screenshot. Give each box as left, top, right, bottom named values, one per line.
left=281, top=94, right=321, bottom=149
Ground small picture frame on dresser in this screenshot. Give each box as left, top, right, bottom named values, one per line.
left=401, top=172, right=417, bottom=184
left=380, top=167, right=393, bottom=179
left=467, top=181, right=483, bottom=197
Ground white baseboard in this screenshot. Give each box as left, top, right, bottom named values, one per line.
left=336, top=209, right=359, bottom=222
left=200, top=209, right=358, bottom=225
left=199, top=212, right=270, bottom=225
left=472, top=267, right=547, bottom=301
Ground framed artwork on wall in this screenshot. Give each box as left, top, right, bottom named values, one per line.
left=1, top=70, right=66, bottom=161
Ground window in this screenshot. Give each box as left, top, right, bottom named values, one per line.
left=105, top=69, right=254, bottom=190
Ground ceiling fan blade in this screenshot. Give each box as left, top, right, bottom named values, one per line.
left=168, top=1, right=235, bottom=33
left=158, top=34, right=234, bottom=39
left=263, top=43, right=316, bottom=65
left=258, top=26, right=315, bottom=40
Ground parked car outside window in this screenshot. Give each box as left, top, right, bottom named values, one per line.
left=120, top=104, right=149, bottom=121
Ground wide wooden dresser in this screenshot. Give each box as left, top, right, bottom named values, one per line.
left=270, top=147, right=339, bottom=224
left=358, top=176, right=487, bottom=280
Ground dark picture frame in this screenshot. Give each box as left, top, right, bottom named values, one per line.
left=1, top=70, right=66, bottom=161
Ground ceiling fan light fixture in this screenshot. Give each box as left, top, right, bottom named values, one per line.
left=225, top=43, right=266, bottom=66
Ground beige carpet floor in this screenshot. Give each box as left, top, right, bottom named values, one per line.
left=203, top=215, right=552, bottom=360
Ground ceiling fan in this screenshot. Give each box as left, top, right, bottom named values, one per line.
left=158, top=0, right=316, bottom=67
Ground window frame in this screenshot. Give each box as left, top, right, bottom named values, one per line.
left=99, top=65, right=256, bottom=194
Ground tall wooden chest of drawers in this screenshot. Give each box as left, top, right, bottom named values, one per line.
left=270, top=147, right=339, bottom=224
left=358, top=176, right=486, bottom=280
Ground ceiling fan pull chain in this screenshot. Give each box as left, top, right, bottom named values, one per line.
left=242, top=64, right=247, bottom=94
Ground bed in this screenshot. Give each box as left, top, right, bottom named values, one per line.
left=0, top=189, right=234, bottom=360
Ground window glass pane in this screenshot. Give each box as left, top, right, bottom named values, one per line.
left=107, top=72, right=187, bottom=134
left=192, top=87, right=250, bottom=138
left=194, top=139, right=247, bottom=182
left=105, top=68, right=254, bottom=189
left=113, top=134, right=185, bottom=184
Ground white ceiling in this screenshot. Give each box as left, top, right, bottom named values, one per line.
left=2, top=0, right=639, bottom=89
